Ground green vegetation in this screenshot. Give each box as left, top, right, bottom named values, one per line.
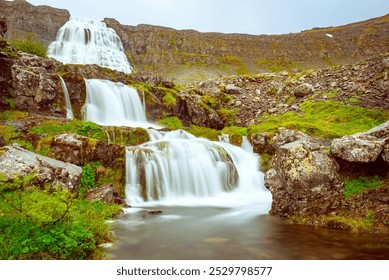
left=162, top=92, right=177, bottom=109
left=11, top=34, right=47, bottom=58
left=217, top=108, right=237, bottom=126
left=249, top=100, right=389, bottom=138
left=0, top=110, right=28, bottom=121
left=0, top=39, right=19, bottom=59
left=157, top=116, right=184, bottom=130
left=0, top=175, right=121, bottom=259
left=256, top=57, right=301, bottom=73
left=186, top=125, right=220, bottom=141
left=343, top=176, right=384, bottom=200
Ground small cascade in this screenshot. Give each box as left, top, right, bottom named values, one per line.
left=48, top=16, right=132, bottom=74
left=241, top=136, right=253, bottom=153
left=84, top=79, right=156, bottom=127
left=218, top=134, right=230, bottom=143
left=58, top=76, right=74, bottom=119
left=125, top=130, right=271, bottom=207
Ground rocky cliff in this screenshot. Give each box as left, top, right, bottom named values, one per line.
left=1, top=0, right=388, bottom=82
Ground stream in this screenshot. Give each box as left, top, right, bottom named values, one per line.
left=105, top=206, right=389, bottom=260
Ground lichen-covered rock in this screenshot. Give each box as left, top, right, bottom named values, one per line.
left=0, top=144, right=81, bottom=192
left=225, top=84, right=242, bottom=95
left=51, top=133, right=124, bottom=167
left=331, top=133, right=385, bottom=163
left=265, top=140, right=343, bottom=216
left=272, top=129, right=312, bottom=149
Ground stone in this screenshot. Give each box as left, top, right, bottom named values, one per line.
left=0, top=133, right=5, bottom=147
left=225, top=84, right=242, bottom=95
left=84, top=185, right=123, bottom=205
left=0, top=15, right=7, bottom=38
left=265, top=140, right=343, bottom=216
left=272, top=129, right=312, bottom=149
left=0, top=144, right=81, bottom=192
left=293, top=83, right=314, bottom=98
left=331, top=133, right=385, bottom=163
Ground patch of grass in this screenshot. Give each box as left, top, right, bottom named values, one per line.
left=156, top=116, right=184, bottom=130
left=11, top=34, right=47, bottom=58
left=217, top=108, right=237, bottom=126
left=186, top=125, right=220, bottom=141
left=249, top=100, right=389, bottom=138
left=343, top=176, right=384, bottom=200
left=0, top=39, right=19, bottom=59
left=221, top=126, right=248, bottom=136
left=256, top=57, right=300, bottom=72
left=162, top=92, right=177, bottom=109
left=0, top=110, right=28, bottom=121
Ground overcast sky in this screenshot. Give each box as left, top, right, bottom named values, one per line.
left=26, top=0, right=389, bottom=35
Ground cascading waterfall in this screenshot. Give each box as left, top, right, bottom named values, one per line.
left=84, top=79, right=157, bottom=128
left=58, top=76, right=74, bottom=119
left=126, top=129, right=271, bottom=208
left=48, top=16, right=132, bottom=74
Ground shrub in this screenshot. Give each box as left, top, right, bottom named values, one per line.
left=11, top=34, right=47, bottom=58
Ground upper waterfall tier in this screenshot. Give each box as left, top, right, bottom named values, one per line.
left=48, top=16, right=132, bottom=74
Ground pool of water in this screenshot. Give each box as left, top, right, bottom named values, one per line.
left=104, top=206, right=389, bottom=260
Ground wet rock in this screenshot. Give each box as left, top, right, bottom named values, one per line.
left=148, top=210, right=163, bottom=215
left=0, top=144, right=81, bottom=192
left=331, top=133, right=385, bottom=163
left=265, top=140, right=343, bottom=216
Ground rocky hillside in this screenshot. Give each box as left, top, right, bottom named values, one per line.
left=1, top=0, right=388, bottom=82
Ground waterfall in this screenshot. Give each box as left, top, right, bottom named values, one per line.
left=125, top=130, right=271, bottom=207
left=241, top=136, right=253, bottom=153
left=48, top=16, right=132, bottom=74
left=83, top=79, right=157, bottom=127
left=58, top=76, right=74, bottom=119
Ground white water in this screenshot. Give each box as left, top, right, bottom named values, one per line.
left=48, top=16, right=132, bottom=74
left=126, top=130, right=271, bottom=211
left=84, top=79, right=160, bottom=128
left=58, top=76, right=74, bottom=119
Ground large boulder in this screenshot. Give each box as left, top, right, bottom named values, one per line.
left=265, top=140, right=343, bottom=216
left=331, top=120, right=389, bottom=163
left=0, top=144, right=81, bottom=192
left=331, top=133, right=385, bottom=163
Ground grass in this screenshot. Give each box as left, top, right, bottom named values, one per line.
left=248, top=100, right=389, bottom=138
left=343, top=176, right=384, bottom=200
left=11, top=34, right=47, bottom=58
left=157, top=116, right=184, bottom=130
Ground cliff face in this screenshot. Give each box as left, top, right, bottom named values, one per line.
left=104, top=15, right=389, bottom=82
left=1, top=0, right=388, bottom=83
left=0, top=0, right=69, bottom=45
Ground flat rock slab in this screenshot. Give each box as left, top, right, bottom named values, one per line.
left=0, top=144, right=81, bottom=192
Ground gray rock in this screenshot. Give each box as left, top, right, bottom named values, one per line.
left=331, top=133, right=385, bottom=163
left=84, top=185, right=123, bottom=205
left=293, top=83, right=314, bottom=98
left=265, top=140, right=342, bottom=216
left=225, top=84, right=242, bottom=95
left=0, top=145, right=81, bottom=192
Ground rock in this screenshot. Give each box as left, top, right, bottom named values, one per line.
left=51, top=133, right=124, bottom=167
left=331, top=133, right=385, bottom=163
left=366, top=120, right=389, bottom=139
left=272, top=129, right=312, bottom=149
left=84, top=185, right=123, bottom=205
left=293, top=83, right=314, bottom=98
left=265, top=140, right=343, bottom=216
left=0, top=15, right=7, bottom=38
left=0, top=144, right=81, bottom=192
left=225, top=84, right=242, bottom=95
left=0, top=133, right=5, bottom=147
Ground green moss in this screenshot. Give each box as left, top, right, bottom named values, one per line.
left=256, top=57, right=301, bottom=72
left=156, top=116, right=184, bottom=130
left=217, top=108, right=237, bottom=126
left=201, top=95, right=218, bottom=109
left=186, top=125, right=220, bottom=141
left=162, top=92, right=177, bottom=109
left=229, top=133, right=243, bottom=146
left=221, top=126, right=248, bottom=136
left=260, top=153, right=272, bottom=171
left=249, top=100, right=389, bottom=138
left=0, top=39, right=19, bottom=59
left=343, top=176, right=384, bottom=200
left=0, top=110, right=29, bottom=121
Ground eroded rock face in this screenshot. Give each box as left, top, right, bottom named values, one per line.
left=265, top=140, right=343, bottom=216
left=0, top=144, right=81, bottom=192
